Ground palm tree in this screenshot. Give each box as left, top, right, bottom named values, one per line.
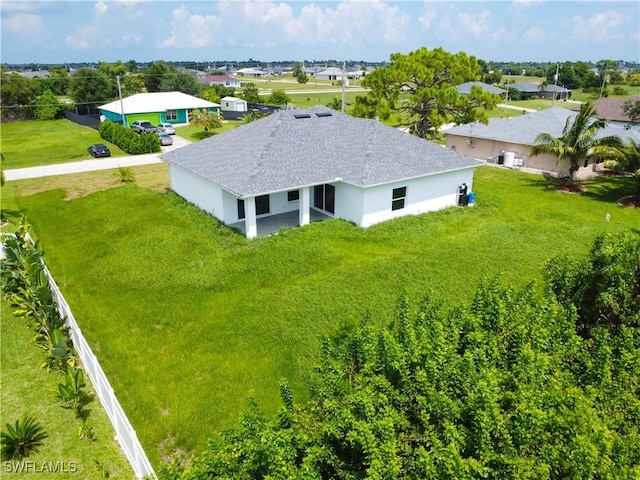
left=189, top=108, right=223, bottom=136
left=604, top=138, right=640, bottom=204
left=530, top=101, right=624, bottom=182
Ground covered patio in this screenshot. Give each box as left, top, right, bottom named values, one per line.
left=229, top=209, right=332, bottom=237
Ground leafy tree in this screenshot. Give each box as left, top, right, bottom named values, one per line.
left=201, top=84, right=235, bottom=104
left=68, top=67, right=115, bottom=114
left=362, top=47, right=499, bottom=138
left=482, top=70, right=503, bottom=85
left=121, top=75, right=146, bottom=97
left=530, top=100, right=624, bottom=181
left=622, top=98, right=640, bottom=126
left=603, top=138, right=640, bottom=203
left=125, top=59, right=139, bottom=74
left=546, top=231, right=640, bottom=335
left=33, top=89, right=66, bottom=120
left=189, top=108, right=223, bottom=136
left=267, top=89, right=290, bottom=106
left=39, top=65, right=70, bottom=96
left=573, top=61, right=599, bottom=89
left=241, top=83, right=261, bottom=104
left=0, top=70, right=38, bottom=121
left=98, top=61, right=126, bottom=78
left=144, top=60, right=169, bottom=93
left=159, top=71, right=202, bottom=96
left=296, top=71, right=309, bottom=84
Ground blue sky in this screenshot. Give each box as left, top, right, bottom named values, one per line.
left=1, top=1, right=638, bottom=65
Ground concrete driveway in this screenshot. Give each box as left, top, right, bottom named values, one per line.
left=4, top=135, right=191, bottom=181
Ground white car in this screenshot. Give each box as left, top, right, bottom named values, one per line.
left=157, top=133, right=173, bottom=146
left=157, top=123, right=176, bottom=135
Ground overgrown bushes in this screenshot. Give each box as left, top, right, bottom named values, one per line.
left=159, top=231, right=640, bottom=479
left=99, top=120, right=160, bottom=155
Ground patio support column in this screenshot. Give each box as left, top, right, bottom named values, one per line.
left=245, top=197, right=258, bottom=239
left=299, top=187, right=310, bottom=227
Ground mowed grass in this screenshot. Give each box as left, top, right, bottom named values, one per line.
left=2, top=164, right=638, bottom=468
left=1, top=119, right=125, bottom=169
left=0, top=302, right=134, bottom=479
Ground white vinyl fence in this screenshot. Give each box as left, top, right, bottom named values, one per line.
left=43, top=264, right=156, bottom=479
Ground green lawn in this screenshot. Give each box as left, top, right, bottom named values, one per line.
left=1, top=119, right=126, bottom=169
left=2, top=165, right=637, bottom=468
left=0, top=302, right=135, bottom=478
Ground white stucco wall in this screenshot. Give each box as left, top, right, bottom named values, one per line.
left=350, top=168, right=477, bottom=228
left=169, top=165, right=224, bottom=217
left=334, top=182, right=364, bottom=224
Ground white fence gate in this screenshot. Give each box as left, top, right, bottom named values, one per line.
left=43, top=264, right=156, bottom=479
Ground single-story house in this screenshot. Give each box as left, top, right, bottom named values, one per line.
left=539, top=84, right=571, bottom=100
left=234, top=68, right=267, bottom=77
left=315, top=67, right=346, bottom=81
left=455, top=81, right=507, bottom=96
left=198, top=75, right=242, bottom=88
left=444, top=107, right=640, bottom=179
left=160, top=106, right=483, bottom=238
left=577, top=95, right=640, bottom=129
left=98, top=92, right=220, bottom=127
left=508, top=82, right=540, bottom=100
left=220, top=96, right=248, bottom=112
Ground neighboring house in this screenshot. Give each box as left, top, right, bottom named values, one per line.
left=198, top=75, right=242, bottom=88
left=18, top=70, right=50, bottom=79
left=98, top=92, right=220, bottom=127
left=234, top=68, right=267, bottom=77
left=508, top=82, right=540, bottom=100
left=455, top=81, right=507, bottom=96
left=315, top=67, right=345, bottom=81
left=539, top=84, right=571, bottom=100
left=580, top=95, right=640, bottom=129
left=444, top=107, right=640, bottom=179
left=160, top=106, right=483, bottom=239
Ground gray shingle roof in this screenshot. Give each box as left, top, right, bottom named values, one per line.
left=161, top=107, right=482, bottom=197
left=509, top=82, right=540, bottom=93
left=444, top=107, right=640, bottom=146
left=455, top=81, right=506, bottom=95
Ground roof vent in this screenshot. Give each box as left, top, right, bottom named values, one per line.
left=315, top=112, right=332, bottom=117
left=294, top=113, right=311, bottom=119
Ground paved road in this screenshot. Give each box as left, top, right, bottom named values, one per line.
left=4, top=135, right=191, bottom=181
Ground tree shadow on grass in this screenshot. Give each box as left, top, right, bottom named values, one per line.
left=520, top=172, right=635, bottom=205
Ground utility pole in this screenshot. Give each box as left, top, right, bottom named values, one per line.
left=551, top=64, right=559, bottom=107
left=503, top=72, right=510, bottom=114
left=341, top=62, right=346, bottom=113
left=116, top=75, right=126, bottom=126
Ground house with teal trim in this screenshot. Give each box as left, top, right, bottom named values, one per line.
left=98, top=92, right=220, bottom=128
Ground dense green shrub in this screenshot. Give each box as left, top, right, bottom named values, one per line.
left=159, top=232, right=640, bottom=480
left=98, top=120, right=160, bottom=154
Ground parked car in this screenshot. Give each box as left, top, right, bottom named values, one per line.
left=87, top=144, right=111, bottom=158
left=131, top=120, right=157, bottom=134
left=157, top=123, right=176, bottom=135
left=157, top=133, right=173, bottom=146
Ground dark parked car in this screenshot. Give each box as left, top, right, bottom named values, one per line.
left=87, top=144, right=111, bottom=158
left=131, top=120, right=157, bottom=134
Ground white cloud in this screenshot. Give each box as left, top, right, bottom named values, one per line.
left=3, top=12, right=44, bottom=35
left=456, top=10, right=491, bottom=37
left=65, top=25, right=96, bottom=49
left=522, top=26, right=545, bottom=41
left=159, top=6, right=221, bottom=48
left=508, top=0, right=544, bottom=14
left=418, top=10, right=437, bottom=29
left=572, top=11, right=627, bottom=42
left=158, top=0, right=409, bottom=51
left=95, top=1, right=108, bottom=16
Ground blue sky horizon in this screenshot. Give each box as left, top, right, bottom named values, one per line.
left=1, top=1, right=638, bottom=66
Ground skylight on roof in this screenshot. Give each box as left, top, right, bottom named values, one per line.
left=315, top=112, right=332, bottom=117
left=294, top=113, right=311, bottom=119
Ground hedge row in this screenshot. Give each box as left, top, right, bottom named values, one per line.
left=99, top=121, right=161, bottom=155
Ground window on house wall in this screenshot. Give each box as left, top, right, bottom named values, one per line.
left=255, top=195, right=270, bottom=215
left=287, top=190, right=300, bottom=202
left=237, top=199, right=245, bottom=219
left=392, top=187, right=407, bottom=211
left=313, top=184, right=335, bottom=214
left=166, top=110, right=178, bottom=121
